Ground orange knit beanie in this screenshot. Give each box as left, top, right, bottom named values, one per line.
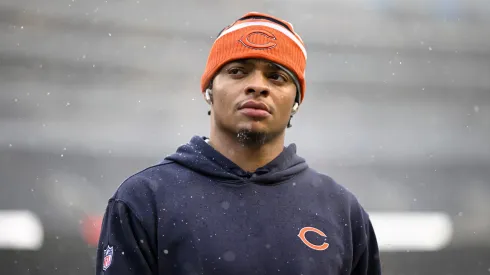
left=200, top=12, right=307, bottom=103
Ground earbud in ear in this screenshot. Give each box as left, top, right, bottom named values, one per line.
left=291, top=102, right=299, bottom=114
left=205, top=88, right=213, bottom=104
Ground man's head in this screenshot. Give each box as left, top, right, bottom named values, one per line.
left=201, top=12, right=307, bottom=146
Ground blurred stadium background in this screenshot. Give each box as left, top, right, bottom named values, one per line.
left=1, top=0, right=489, bottom=274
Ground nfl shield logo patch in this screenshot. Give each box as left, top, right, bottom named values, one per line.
left=103, top=245, right=114, bottom=271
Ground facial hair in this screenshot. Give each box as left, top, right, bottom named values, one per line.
left=213, top=106, right=289, bottom=148
left=236, top=129, right=268, bottom=147
left=235, top=126, right=286, bottom=148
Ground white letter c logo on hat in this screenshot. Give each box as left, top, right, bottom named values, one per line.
left=239, top=29, right=277, bottom=50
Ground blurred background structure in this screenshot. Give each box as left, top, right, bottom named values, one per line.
left=1, top=0, right=489, bottom=274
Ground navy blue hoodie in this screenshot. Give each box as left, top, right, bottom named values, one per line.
left=96, top=136, right=381, bottom=275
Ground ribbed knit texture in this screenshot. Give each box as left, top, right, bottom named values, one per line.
left=200, top=13, right=307, bottom=103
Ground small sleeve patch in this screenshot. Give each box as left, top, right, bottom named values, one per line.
left=102, top=245, right=114, bottom=271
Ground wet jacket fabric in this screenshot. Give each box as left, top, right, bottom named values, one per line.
left=96, top=136, right=381, bottom=275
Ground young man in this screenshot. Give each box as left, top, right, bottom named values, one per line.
left=96, top=12, right=382, bottom=275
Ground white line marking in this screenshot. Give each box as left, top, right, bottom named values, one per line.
left=370, top=211, right=453, bottom=252
left=0, top=210, right=44, bottom=250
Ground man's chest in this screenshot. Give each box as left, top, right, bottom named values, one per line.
left=155, top=185, right=354, bottom=275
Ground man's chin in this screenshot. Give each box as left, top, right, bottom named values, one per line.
left=235, top=120, right=269, bottom=132
left=234, top=123, right=286, bottom=147
left=235, top=129, right=269, bottom=147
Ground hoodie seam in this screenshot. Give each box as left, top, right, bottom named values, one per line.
left=251, top=169, right=306, bottom=186
left=130, top=159, right=177, bottom=175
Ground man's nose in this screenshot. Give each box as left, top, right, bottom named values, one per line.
left=244, top=72, right=270, bottom=97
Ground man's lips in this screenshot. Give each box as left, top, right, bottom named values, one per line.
left=238, top=101, right=270, bottom=113
left=238, top=100, right=271, bottom=119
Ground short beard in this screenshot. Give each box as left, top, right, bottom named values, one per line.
left=235, top=128, right=284, bottom=148
left=214, top=113, right=286, bottom=148
left=236, top=129, right=268, bottom=147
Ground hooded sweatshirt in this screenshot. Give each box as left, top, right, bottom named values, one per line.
left=96, top=136, right=381, bottom=275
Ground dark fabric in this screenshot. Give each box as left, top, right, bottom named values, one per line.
left=96, top=136, right=381, bottom=275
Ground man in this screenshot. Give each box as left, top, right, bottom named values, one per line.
left=96, top=12, right=382, bottom=275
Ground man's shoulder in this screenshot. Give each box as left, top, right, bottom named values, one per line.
left=306, top=168, right=366, bottom=210
left=110, top=159, right=180, bottom=205
left=306, top=168, right=371, bottom=229
left=305, top=167, right=351, bottom=192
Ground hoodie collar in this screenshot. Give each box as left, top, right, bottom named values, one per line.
left=165, top=136, right=308, bottom=185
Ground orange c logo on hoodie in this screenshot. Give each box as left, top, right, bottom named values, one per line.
left=298, top=227, right=330, bottom=251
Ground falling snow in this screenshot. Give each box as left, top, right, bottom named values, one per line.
left=1, top=3, right=489, bottom=275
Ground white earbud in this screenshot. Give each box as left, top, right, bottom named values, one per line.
left=292, top=102, right=299, bottom=114
left=205, top=88, right=213, bottom=104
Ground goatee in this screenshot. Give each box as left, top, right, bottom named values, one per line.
left=236, top=129, right=270, bottom=148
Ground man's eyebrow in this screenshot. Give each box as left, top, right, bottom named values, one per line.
left=267, top=62, right=282, bottom=70
left=225, top=60, right=285, bottom=73
left=228, top=59, right=248, bottom=65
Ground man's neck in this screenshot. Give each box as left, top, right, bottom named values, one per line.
left=208, top=129, right=285, bottom=173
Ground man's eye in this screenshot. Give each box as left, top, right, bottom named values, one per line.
left=269, top=73, right=287, bottom=82
left=228, top=68, right=246, bottom=75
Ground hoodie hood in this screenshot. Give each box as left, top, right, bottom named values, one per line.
left=165, top=136, right=308, bottom=185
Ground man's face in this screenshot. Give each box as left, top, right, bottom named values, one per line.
left=208, top=58, right=297, bottom=144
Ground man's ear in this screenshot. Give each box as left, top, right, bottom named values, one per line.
left=205, top=88, right=213, bottom=105
left=205, top=80, right=215, bottom=115
left=291, top=102, right=299, bottom=115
